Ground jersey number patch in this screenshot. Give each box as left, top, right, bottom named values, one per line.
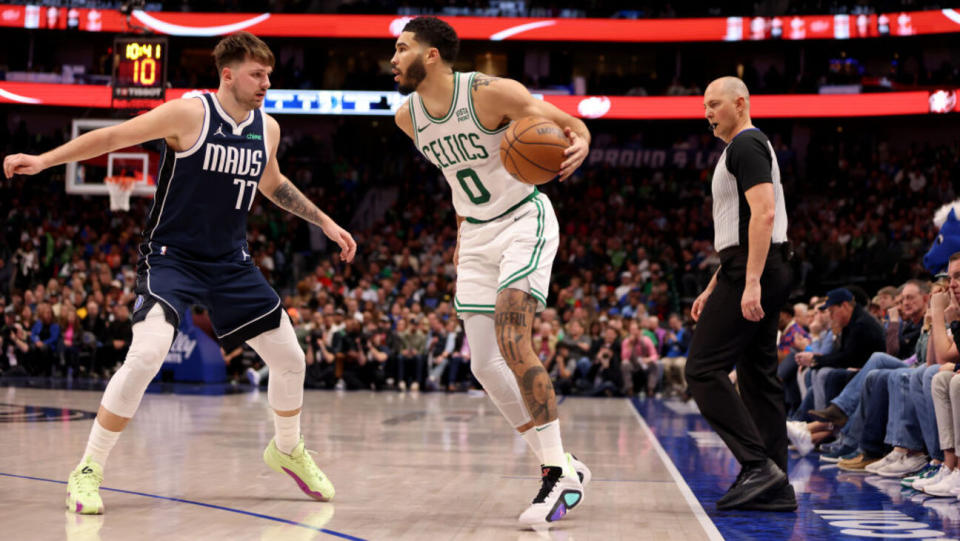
left=233, top=179, right=258, bottom=210
left=456, top=168, right=491, bottom=204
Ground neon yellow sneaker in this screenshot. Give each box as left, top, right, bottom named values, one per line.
left=66, top=457, right=104, bottom=514
left=263, top=437, right=335, bottom=502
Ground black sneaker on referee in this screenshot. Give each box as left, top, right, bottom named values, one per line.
left=733, top=482, right=797, bottom=512
left=716, top=458, right=787, bottom=510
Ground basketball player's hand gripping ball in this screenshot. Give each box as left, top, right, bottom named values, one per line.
left=500, top=117, right=574, bottom=185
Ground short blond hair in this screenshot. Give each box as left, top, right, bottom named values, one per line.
left=212, top=31, right=274, bottom=75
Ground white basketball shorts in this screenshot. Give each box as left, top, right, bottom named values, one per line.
left=454, top=190, right=559, bottom=316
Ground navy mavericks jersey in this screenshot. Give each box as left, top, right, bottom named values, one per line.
left=139, top=93, right=269, bottom=261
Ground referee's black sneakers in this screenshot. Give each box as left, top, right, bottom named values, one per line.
left=716, top=458, right=788, bottom=510
left=732, top=481, right=798, bottom=512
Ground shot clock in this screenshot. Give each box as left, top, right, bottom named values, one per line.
left=112, top=36, right=168, bottom=100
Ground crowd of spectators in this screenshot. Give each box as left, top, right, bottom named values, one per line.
left=0, top=113, right=956, bottom=397
left=776, top=259, right=960, bottom=502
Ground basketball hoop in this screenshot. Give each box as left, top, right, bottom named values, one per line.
left=105, top=175, right=136, bottom=211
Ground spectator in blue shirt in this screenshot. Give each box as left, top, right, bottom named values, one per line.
left=662, top=313, right=691, bottom=395
left=28, top=302, right=60, bottom=376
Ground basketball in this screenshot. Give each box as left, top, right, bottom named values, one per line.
left=499, top=116, right=569, bottom=185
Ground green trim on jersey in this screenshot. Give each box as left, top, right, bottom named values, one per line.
left=465, top=188, right=539, bottom=224
left=467, top=72, right=511, bottom=136
left=409, top=100, right=420, bottom=148
left=419, top=72, right=460, bottom=124
left=529, top=287, right=547, bottom=306
left=498, top=194, right=547, bottom=291
left=454, top=296, right=496, bottom=314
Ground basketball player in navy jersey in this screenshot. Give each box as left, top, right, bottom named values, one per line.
left=3, top=32, right=356, bottom=514
left=391, top=17, right=591, bottom=526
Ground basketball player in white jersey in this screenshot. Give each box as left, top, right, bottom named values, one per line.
left=391, top=17, right=592, bottom=526
left=4, top=32, right=356, bottom=514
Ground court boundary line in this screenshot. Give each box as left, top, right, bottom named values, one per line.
left=0, top=472, right=365, bottom=541
left=627, top=399, right=725, bottom=541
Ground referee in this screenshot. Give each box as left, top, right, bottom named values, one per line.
left=685, top=76, right=794, bottom=511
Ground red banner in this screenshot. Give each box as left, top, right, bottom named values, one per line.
left=0, top=5, right=958, bottom=41
left=1, top=82, right=952, bottom=118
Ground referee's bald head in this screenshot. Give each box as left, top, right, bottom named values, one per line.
left=704, top=76, right=752, bottom=143
left=706, top=76, right=750, bottom=109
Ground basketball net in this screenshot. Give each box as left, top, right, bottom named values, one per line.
left=105, top=176, right=136, bottom=211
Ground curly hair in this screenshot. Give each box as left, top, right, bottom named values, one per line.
left=402, top=16, right=459, bottom=65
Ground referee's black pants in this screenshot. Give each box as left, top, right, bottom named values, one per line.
left=685, top=245, right=793, bottom=472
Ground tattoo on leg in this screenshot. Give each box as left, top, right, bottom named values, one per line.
left=521, top=364, right=556, bottom=423
left=495, top=312, right=526, bottom=327
left=495, top=288, right=558, bottom=424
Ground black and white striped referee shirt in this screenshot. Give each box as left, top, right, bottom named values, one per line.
left=711, top=128, right=788, bottom=252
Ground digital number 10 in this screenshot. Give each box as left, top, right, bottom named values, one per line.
left=133, top=58, right=158, bottom=86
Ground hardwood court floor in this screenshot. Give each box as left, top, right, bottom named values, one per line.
left=0, top=386, right=715, bottom=541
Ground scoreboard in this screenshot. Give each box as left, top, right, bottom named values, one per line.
left=112, top=36, right=167, bottom=100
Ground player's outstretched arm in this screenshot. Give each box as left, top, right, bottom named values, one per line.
left=471, top=74, right=591, bottom=181
left=3, top=98, right=200, bottom=180
left=258, top=115, right=357, bottom=263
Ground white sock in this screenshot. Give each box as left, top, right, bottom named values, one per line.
left=535, top=419, right=573, bottom=477
left=520, top=428, right=544, bottom=463
left=274, top=413, right=301, bottom=455
left=82, top=419, right=121, bottom=468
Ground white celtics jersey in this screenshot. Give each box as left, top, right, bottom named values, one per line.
left=409, top=71, right=535, bottom=223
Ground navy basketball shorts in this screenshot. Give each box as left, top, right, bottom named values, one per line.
left=133, top=244, right=283, bottom=350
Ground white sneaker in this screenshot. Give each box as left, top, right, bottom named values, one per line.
left=410, top=382, right=420, bottom=392
left=876, top=452, right=929, bottom=478
left=334, top=378, right=346, bottom=391
left=786, top=422, right=814, bottom=456
left=865, top=449, right=905, bottom=474
left=914, top=466, right=951, bottom=490
left=924, top=468, right=960, bottom=497
left=518, top=466, right=584, bottom=526
left=397, top=381, right=407, bottom=392
left=567, top=453, right=592, bottom=486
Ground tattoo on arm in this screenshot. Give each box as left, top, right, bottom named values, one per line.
left=471, top=74, right=502, bottom=91
left=272, top=179, right=325, bottom=226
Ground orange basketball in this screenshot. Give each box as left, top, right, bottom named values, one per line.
left=499, top=116, right=569, bottom=185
